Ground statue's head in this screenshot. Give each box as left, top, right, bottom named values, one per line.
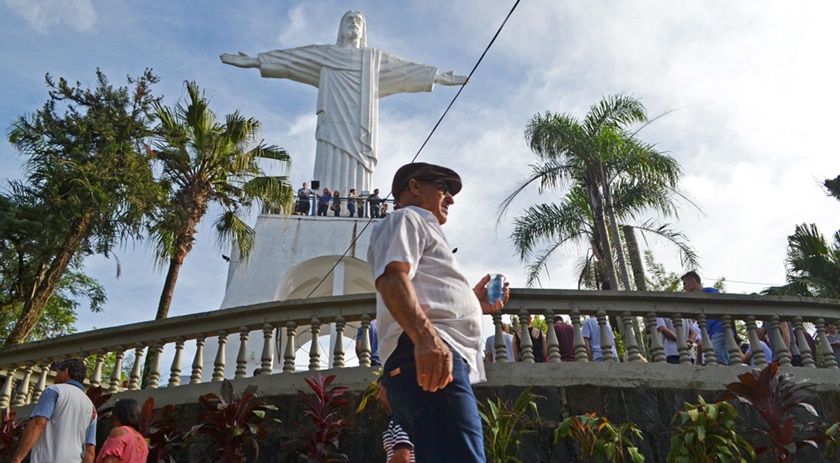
left=336, top=11, right=366, bottom=48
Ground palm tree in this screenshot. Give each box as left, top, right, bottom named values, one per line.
left=763, top=224, right=840, bottom=299
left=501, top=94, right=697, bottom=289
left=150, top=82, right=293, bottom=321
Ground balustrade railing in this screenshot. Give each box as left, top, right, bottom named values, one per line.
left=0, top=290, right=838, bottom=409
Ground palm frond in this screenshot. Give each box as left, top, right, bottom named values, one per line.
left=214, top=210, right=255, bottom=260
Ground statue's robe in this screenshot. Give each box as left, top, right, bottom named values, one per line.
left=258, top=45, right=437, bottom=195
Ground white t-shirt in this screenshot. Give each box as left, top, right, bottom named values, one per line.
left=656, top=317, right=695, bottom=358
left=367, top=206, right=485, bottom=383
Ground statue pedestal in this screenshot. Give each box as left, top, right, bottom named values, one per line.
left=221, top=214, right=375, bottom=308
left=208, top=214, right=376, bottom=375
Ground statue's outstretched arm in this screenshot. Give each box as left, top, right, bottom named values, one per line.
left=434, top=70, right=469, bottom=86
left=220, top=51, right=260, bottom=69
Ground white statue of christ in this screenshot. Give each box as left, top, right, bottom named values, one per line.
left=221, top=11, right=468, bottom=196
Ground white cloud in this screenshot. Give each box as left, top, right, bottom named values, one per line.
left=5, top=0, right=96, bottom=34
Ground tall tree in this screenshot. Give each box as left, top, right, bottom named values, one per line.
left=501, top=94, right=697, bottom=288
left=0, top=192, right=106, bottom=342
left=3, top=70, right=160, bottom=345
left=763, top=175, right=840, bottom=299
left=149, top=81, right=293, bottom=321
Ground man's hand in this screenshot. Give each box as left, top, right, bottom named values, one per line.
left=434, top=70, right=469, bottom=86
left=415, top=325, right=453, bottom=392
left=220, top=51, right=260, bottom=68
left=389, top=447, right=412, bottom=463
left=474, top=274, right=510, bottom=314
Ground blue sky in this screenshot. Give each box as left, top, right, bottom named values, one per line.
left=2, top=0, right=840, bottom=334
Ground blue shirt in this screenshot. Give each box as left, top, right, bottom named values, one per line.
left=701, top=288, right=725, bottom=337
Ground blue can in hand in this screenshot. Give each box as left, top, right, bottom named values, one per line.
left=486, top=274, right=506, bottom=305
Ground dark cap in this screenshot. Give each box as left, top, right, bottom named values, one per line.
left=391, top=162, right=462, bottom=200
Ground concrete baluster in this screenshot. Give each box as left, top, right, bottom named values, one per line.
left=283, top=321, right=297, bottom=373
left=745, top=316, right=767, bottom=367
left=721, top=316, right=742, bottom=366
left=518, top=310, right=534, bottom=363
left=148, top=341, right=164, bottom=389
left=0, top=367, right=18, bottom=410
left=491, top=311, right=508, bottom=363
left=309, top=316, right=322, bottom=371
left=570, top=309, right=588, bottom=362
left=190, top=335, right=206, bottom=384
left=769, top=316, right=792, bottom=366
left=90, top=350, right=106, bottom=387
left=358, top=314, right=372, bottom=368
left=672, top=315, right=690, bottom=365
left=696, top=315, right=716, bottom=366
left=545, top=310, right=561, bottom=363
left=110, top=347, right=125, bottom=393
left=333, top=316, right=346, bottom=369
left=646, top=313, right=665, bottom=363
left=260, top=324, right=274, bottom=375
left=213, top=331, right=228, bottom=382
left=793, top=317, right=815, bottom=368
left=31, top=365, right=49, bottom=403
left=597, top=310, right=615, bottom=362
left=168, top=338, right=185, bottom=387
left=815, top=318, right=839, bottom=369
left=235, top=327, right=250, bottom=379
left=128, top=343, right=145, bottom=390
left=13, top=364, right=33, bottom=406
left=622, top=312, right=642, bottom=363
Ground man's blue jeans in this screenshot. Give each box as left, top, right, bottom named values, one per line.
left=381, top=333, right=485, bottom=463
left=711, top=332, right=730, bottom=365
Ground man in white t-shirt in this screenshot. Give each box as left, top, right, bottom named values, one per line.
left=13, top=358, right=97, bottom=463
left=656, top=317, right=697, bottom=364
left=368, top=162, right=509, bottom=462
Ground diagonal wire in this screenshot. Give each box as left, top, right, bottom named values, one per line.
left=304, top=0, right=522, bottom=299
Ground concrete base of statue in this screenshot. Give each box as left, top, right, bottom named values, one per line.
left=205, top=213, right=377, bottom=375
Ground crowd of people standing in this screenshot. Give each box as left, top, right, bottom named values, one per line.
left=293, top=182, right=388, bottom=218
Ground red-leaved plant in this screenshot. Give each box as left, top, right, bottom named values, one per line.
left=138, top=396, right=182, bottom=463
left=722, top=362, right=821, bottom=462
left=0, top=408, right=25, bottom=459
left=85, top=385, right=113, bottom=418
left=186, top=379, right=278, bottom=463
left=289, top=374, right=351, bottom=463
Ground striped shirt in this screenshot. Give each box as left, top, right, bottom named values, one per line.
left=383, top=419, right=414, bottom=462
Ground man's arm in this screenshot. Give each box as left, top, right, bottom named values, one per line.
left=83, top=443, right=96, bottom=463
left=12, top=416, right=48, bottom=463
left=657, top=325, right=677, bottom=342
left=389, top=447, right=412, bottom=463
left=583, top=338, right=593, bottom=362
left=375, top=261, right=452, bottom=392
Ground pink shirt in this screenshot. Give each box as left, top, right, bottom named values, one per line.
left=96, top=426, right=149, bottom=463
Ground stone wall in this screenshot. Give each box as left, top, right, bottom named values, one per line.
left=83, top=363, right=840, bottom=462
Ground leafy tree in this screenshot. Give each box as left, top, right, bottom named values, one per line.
left=764, top=175, right=840, bottom=299
left=3, top=69, right=160, bottom=345
left=763, top=224, right=840, bottom=299
left=501, top=94, right=697, bottom=289
left=148, top=81, right=293, bottom=321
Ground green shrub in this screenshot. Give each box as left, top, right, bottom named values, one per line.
left=667, top=395, right=754, bottom=463
left=478, top=387, right=542, bottom=463
left=555, top=413, right=645, bottom=463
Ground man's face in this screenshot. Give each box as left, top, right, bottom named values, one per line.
left=343, top=14, right=363, bottom=45
left=682, top=277, right=702, bottom=293
left=302, top=182, right=308, bottom=189
left=54, top=368, right=69, bottom=384
left=413, top=179, right=455, bottom=225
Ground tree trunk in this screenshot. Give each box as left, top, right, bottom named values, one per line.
left=4, top=211, right=93, bottom=346
left=587, top=182, right=619, bottom=291
left=601, top=174, right=632, bottom=291
left=623, top=225, right=647, bottom=291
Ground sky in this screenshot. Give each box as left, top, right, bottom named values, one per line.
left=2, top=0, right=840, bottom=335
